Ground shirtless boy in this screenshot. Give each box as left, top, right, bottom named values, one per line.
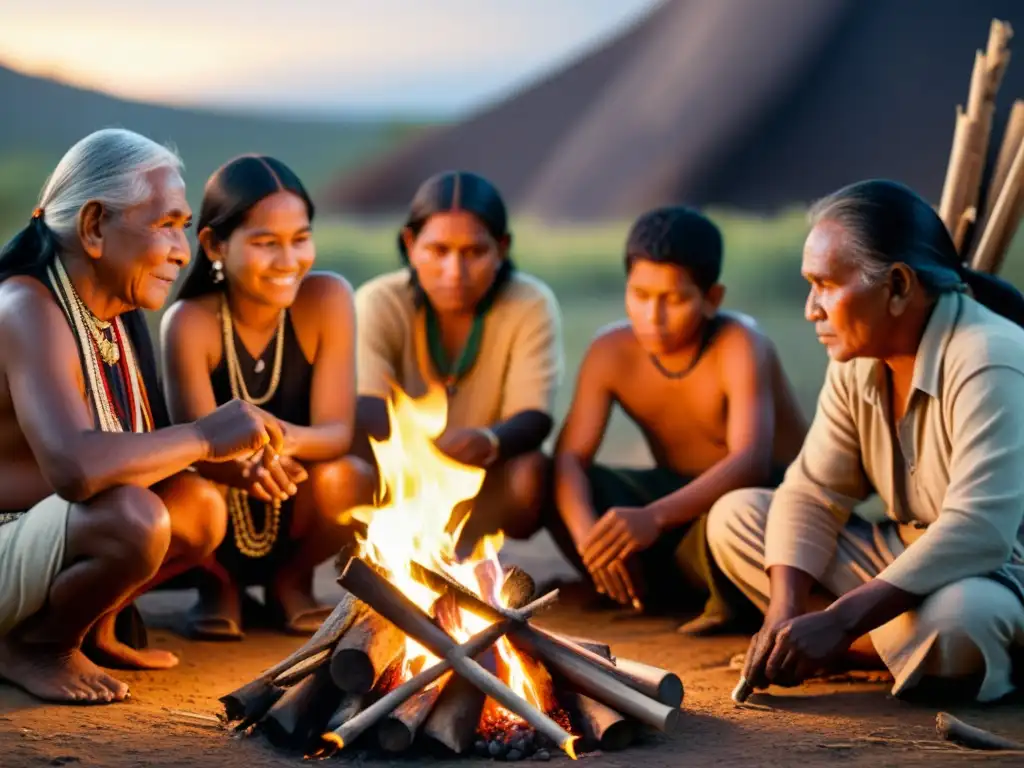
left=553, top=206, right=808, bottom=635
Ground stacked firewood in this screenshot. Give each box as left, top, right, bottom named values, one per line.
left=939, top=18, right=1024, bottom=275
left=220, top=558, right=684, bottom=760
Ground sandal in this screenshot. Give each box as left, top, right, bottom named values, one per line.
left=266, top=595, right=333, bottom=636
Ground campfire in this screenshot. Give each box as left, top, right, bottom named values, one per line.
left=220, top=386, right=684, bottom=760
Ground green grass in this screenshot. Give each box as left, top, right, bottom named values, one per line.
left=267, top=211, right=826, bottom=464
left=4, top=208, right=1023, bottom=468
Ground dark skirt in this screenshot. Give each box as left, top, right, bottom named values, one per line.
left=548, top=464, right=787, bottom=622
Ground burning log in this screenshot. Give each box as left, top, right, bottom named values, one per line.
left=565, top=692, right=637, bottom=752
left=421, top=578, right=535, bottom=755
left=378, top=674, right=452, bottom=752
left=415, top=562, right=683, bottom=714
left=330, top=607, right=405, bottom=694
left=320, top=618, right=517, bottom=752
left=260, top=665, right=340, bottom=752
left=422, top=650, right=498, bottom=753
left=220, top=591, right=360, bottom=720
left=325, top=692, right=364, bottom=732
left=337, top=557, right=578, bottom=756
left=511, top=628, right=681, bottom=734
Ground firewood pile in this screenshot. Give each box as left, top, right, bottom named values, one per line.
left=939, top=19, right=1024, bottom=275
left=220, top=558, right=684, bottom=761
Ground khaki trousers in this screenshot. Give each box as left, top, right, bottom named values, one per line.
left=707, top=489, right=1024, bottom=702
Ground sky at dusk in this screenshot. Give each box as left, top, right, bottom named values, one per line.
left=3, top=0, right=659, bottom=117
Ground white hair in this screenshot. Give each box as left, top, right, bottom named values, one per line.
left=807, top=191, right=891, bottom=287
left=37, top=128, right=184, bottom=248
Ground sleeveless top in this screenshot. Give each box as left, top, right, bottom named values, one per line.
left=209, top=311, right=313, bottom=428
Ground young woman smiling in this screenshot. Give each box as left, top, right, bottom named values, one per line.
left=160, top=155, right=371, bottom=640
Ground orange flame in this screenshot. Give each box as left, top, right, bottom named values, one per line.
left=346, top=384, right=552, bottom=720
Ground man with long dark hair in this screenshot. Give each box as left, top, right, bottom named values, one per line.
left=0, top=129, right=283, bottom=704
left=711, top=180, right=1024, bottom=704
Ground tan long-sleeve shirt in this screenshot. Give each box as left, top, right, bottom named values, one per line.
left=355, top=269, right=564, bottom=430
left=765, top=291, right=1024, bottom=599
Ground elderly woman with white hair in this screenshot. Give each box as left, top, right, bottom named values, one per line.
left=0, top=128, right=281, bottom=704
left=708, top=179, right=1024, bottom=704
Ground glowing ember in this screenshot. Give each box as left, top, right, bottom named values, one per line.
left=346, top=383, right=557, bottom=726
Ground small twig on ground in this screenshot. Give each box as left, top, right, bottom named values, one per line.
left=936, top=712, right=1024, bottom=751
left=164, top=708, right=225, bottom=728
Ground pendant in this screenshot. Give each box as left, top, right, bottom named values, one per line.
left=97, top=336, right=120, bottom=366
left=254, top=359, right=266, bottom=374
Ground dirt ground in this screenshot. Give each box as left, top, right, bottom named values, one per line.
left=3, top=538, right=1024, bottom=768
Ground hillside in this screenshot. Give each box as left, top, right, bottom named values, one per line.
left=0, top=63, right=428, bottom=235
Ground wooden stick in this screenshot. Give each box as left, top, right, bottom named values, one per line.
left=378, top=673, right=452, bottom=752
left=409, top=561, right=555, bottom=622
left=612, top=657, right=684, bottom=708
left=970, top=133, right=1024, bottom=273
left=319, top=619, right=515, bottom=751
left=329, top=606, right=405, bottom=694
left=547, top=633, right=611, bottom=660
left=566, top=692, right=636, bottom=752
left=511, top=627, right=681, bottom=733
left=220, top=592, right=361, bottom=720
left=936, top=711, right=1024, bottom=751
left=273, top=647, right=332, bottom=687
left=224, top=682, right=285, bottom=730
left=422, top=649, right=497, bottom=753
left=325, top=692, right=364, bottom=733
left=413, top=562, right=673, bottom=706
left=260, top=591, right=360, bottom=680
left=336, top=558, right=577, bottom=756
left=940, top=109, right=977, bottom=231
left=980, top=99, right=1024, bottom=227
left=261, top=665, right=340, bottom=752
left=953, top=206, right=977, bottom=254
left=420, top=566, right=536, bottom=754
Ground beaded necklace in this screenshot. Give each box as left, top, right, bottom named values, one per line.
left=220, top=293, right=285, bottom=558
left=47, top=258, right=153, bottom=434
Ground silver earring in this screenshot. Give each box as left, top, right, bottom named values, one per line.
left=211, top=259, right=224, bottom=284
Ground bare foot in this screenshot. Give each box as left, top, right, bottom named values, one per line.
left=0, top=637, right=129, bottom=704
left=85, top=613, right=179, bottom=670
left=269, top=574, right=331, bottom=635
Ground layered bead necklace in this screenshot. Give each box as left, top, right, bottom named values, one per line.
left=48, top=258, right=153, bottom=434
left=220, top=293, right=286, bottom=558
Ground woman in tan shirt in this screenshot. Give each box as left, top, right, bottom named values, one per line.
left=354, top=171, right=564, bottom=559
left=709, top=179, right=1024, bottom=703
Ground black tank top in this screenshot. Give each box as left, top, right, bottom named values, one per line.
left=209, top=311, right=313, bottom=427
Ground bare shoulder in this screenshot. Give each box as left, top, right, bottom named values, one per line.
left=297, top=270, right=354, bottom=306
left=582, top=320, right=637, bottom=375
left=0, top=276, right=68, bottom=341
left=0, top=277, right=79, bottom=374
left=710, top=313, right=774, bottom=359
left=292, top=270, right=354, bottom=325
left=160, top=294, right=221, bottom=347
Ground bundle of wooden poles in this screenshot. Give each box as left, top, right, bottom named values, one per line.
left=939, top=18, right=1024, bottom=275
left=220, top=557, right=684, bottom=760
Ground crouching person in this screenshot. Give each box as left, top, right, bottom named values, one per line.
left=709, top=180, right=1024, bottom=703
left=0, top=129, right=283, bottom=704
